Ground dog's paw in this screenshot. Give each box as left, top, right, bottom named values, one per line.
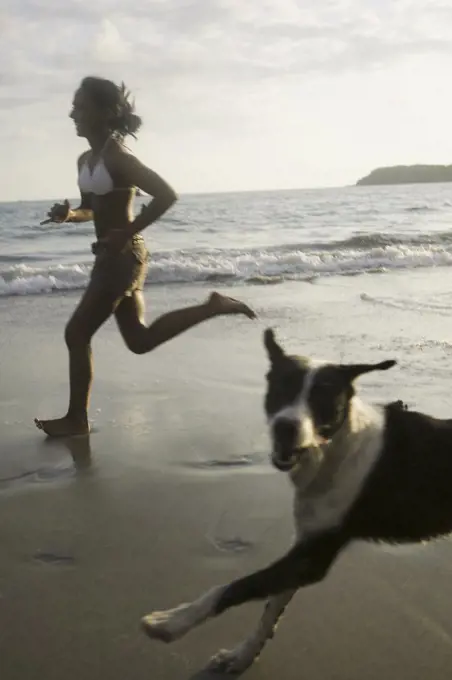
left=142, top=586, right=226, bottom=645
left=207, top=645, right=259, bottom=675
left=141, top=604, right=193, bottom=643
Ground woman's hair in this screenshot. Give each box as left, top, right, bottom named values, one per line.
left=79, top=76, right=142, bottom=139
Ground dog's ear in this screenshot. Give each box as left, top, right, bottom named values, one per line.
left=340, top=360, right=397, bottom=382
left=263, top=328, right=285, bottom=364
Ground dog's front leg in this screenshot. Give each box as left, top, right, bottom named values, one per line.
left=141, top=529, right=345, bottom=650
left=213, top=528, right=346, bottom=616
left=206, top=589, right=296, bottom=675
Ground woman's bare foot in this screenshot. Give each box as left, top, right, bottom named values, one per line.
left=34, top=416, right=90, bottom=437
left=207, top=292, right=256, bottom=319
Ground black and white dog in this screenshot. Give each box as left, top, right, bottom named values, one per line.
left=141, top=328, right=452, bottom=674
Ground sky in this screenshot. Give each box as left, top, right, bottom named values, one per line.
left=2, top=0, right=452, bottom=201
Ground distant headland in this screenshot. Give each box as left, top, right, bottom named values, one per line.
left=356, top=165, right=452, bottom=186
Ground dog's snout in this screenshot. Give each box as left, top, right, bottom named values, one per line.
left=273, top=418, right=299, bottom=455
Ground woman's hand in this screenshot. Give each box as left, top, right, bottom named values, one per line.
left=40, top=199, right=71, bottom=225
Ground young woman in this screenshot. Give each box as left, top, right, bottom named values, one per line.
left=35, top=76, right=255, bottom=437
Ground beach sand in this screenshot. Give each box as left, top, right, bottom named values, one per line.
left=2, top=272, right=452, bottom=679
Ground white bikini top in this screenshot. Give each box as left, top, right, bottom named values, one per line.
left=78, top=157, right=114, bottom=196
left=78, top=137, right=115, bottom=195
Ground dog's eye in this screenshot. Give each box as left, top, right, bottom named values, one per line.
left=309, top=382, right=343, bottom=419
left=283, top=374, right=305, bottom=400
left=311, top=382, right=336, bottom=398
left=268, top=375, right=289, bottom=395
left=265, top=371, right=303, bottom=410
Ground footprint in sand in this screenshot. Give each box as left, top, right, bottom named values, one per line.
left=210, top=537, right=254, bottom=553
left=33, top=551, right=76, bottom=566
left=185, top=455, right=255, bottom=471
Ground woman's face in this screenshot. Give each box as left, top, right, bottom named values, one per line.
left=69, top=88, right=108, bottom=138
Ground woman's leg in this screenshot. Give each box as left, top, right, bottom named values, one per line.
left=115, top=291, right=256, bottom=355
left=35, top=285, right=120, bottom=437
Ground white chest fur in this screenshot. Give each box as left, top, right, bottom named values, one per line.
left=291, top=398, right=384, bottom=540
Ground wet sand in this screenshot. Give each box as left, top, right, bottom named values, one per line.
left=2, top=275, right=452, bottom=679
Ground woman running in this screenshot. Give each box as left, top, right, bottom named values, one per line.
left=35, top=76, right=255, bottom=437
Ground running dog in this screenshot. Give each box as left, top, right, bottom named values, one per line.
left=141, top=328, right=452, bottom=674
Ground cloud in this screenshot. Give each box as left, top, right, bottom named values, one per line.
left=1, top=0, right=452, bottom=199
left=4, top=0, right=452, bottom=93
left=94, top=19, right=131, bottom=63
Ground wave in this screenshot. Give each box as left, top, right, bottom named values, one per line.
left=405, top=205, right=433, bottom=212
left=0, top=263, right=89, bottom=296
left=2, top=230, right=452, bottom=297
left=360, top=292, right=452, bottom=316
left=282, top=230, right=452, bottom=251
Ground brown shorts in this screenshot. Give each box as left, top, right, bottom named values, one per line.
left=90, top=237, right=149, bottom=302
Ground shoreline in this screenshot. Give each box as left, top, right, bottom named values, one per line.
left=2, top=271, right=452, bottom=678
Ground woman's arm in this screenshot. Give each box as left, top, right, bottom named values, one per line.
left=40, top=195, right=93, bottom=224
left=65, top=192, right=93, bottom=223
left=41, top=153, right=93, bottom=224
left=113, top=151, right=178, bottom=234
left=67, top=153, right=94, bottom=222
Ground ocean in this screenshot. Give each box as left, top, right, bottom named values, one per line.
left=2, top=183, right=452, bottom=297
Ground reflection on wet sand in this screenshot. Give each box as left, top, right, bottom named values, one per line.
left=0, top=435, right=94, bottom=492
left=40, top=434, right=93, bottom=473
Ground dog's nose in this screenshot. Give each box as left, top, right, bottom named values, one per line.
left=272, top=418, right=299, bottom=457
